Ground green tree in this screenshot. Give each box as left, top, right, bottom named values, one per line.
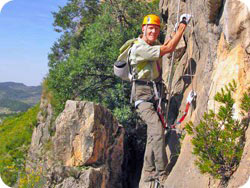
left=49, top=0, right=100, bottom=69
left=186, top=81, right=249, bottom=184
left=47, top=0, right=160, bottom=126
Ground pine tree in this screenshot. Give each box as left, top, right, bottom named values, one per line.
left=186, top=81, right=249, bottom=183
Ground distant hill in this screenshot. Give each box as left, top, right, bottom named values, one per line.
left=0, top=82, right=42, bottom=118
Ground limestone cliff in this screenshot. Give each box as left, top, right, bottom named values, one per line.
left=156, top=0, right=250, bottom=188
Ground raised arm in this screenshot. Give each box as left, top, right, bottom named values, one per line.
left=160, top=23, right=187, bottom=56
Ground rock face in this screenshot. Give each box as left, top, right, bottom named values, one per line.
left=224, top=0, right=250, bottom=53
left=27, top=100, right=125, bottom=188
left=26, top=91, right=54, bottom=173
left=53, top=101, right=123, bottom=167
left=152, top=0, right=250, bottom=188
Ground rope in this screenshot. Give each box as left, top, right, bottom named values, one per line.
left=174, top=0, right=196, bottom=126
left=164, top=0, right=198, bottom=131
left=165, top=0, right=181, bottom=127
left=186, top=0, right=197, bottom=120
left=187, top=0, right=195, bottom=92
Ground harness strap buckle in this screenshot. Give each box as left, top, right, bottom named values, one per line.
left=130, top=80, right=136, bottom=104
left=135, top=99, right=145, bottom=108
left=152, top=81, right=159, bottom=100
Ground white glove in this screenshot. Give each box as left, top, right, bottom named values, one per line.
left=180, top=13, right=192, bottom=24
left=174, top=22, right=179, bottom=32
left=186, top=90, right=196, bottom=103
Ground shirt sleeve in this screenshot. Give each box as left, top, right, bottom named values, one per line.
left=130, top=43, right=161, bottom=64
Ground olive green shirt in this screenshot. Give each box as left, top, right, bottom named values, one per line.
left=130, top=36, right=162, bottom=81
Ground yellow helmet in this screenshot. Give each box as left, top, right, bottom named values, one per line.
left=142, top=14, right=161, bottom=26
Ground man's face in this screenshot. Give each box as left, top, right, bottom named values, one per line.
left=142, top=24, right=160, bottom=44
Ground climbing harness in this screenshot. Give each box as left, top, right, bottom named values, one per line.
left=154, top=179, right=162, bottom=188
left=131, top=0, right=197, bottom=133
left=134, top=0, right=197, bottom=131
left=147, top=178, right=164, bottom=188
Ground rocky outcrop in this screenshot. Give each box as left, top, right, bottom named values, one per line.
left=54, top=167, right=103, bottom=188
left=26, top=91, right=54, bottom=174
left=27, top=100, right=125, bottom=188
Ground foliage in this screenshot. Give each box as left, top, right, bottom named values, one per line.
left=0, top=105, right=39, bottom=186
left=41, top=79, right=61, bottom=118
left=185, top=81, right=249, bottom=183
left=0, top=113, right=18, bottom=120
left=17, top=167, right=45, bottom=188
left=47, top=0, right=160, bottom=126
left=49, top=0, right=100, bottom=69
left=240, top=87, right=250, bottom=113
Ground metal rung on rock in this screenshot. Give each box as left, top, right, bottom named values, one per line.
left=181, top=74, right=194, bottom=77
left=153, top=179, right=163, bottom=188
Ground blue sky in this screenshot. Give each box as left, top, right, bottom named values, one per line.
left=0, top=0, right=67, bottom=86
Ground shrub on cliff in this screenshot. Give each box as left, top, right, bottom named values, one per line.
left=186, top=81, right=249, bottom=183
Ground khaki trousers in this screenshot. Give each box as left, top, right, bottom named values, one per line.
left=135, top=84, right=167, bottom=175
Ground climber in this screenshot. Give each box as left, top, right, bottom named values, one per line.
left=129, top=14, right=191, bottom=186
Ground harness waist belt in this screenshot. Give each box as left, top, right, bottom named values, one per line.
left=135, top=80, right=159, bottom=86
